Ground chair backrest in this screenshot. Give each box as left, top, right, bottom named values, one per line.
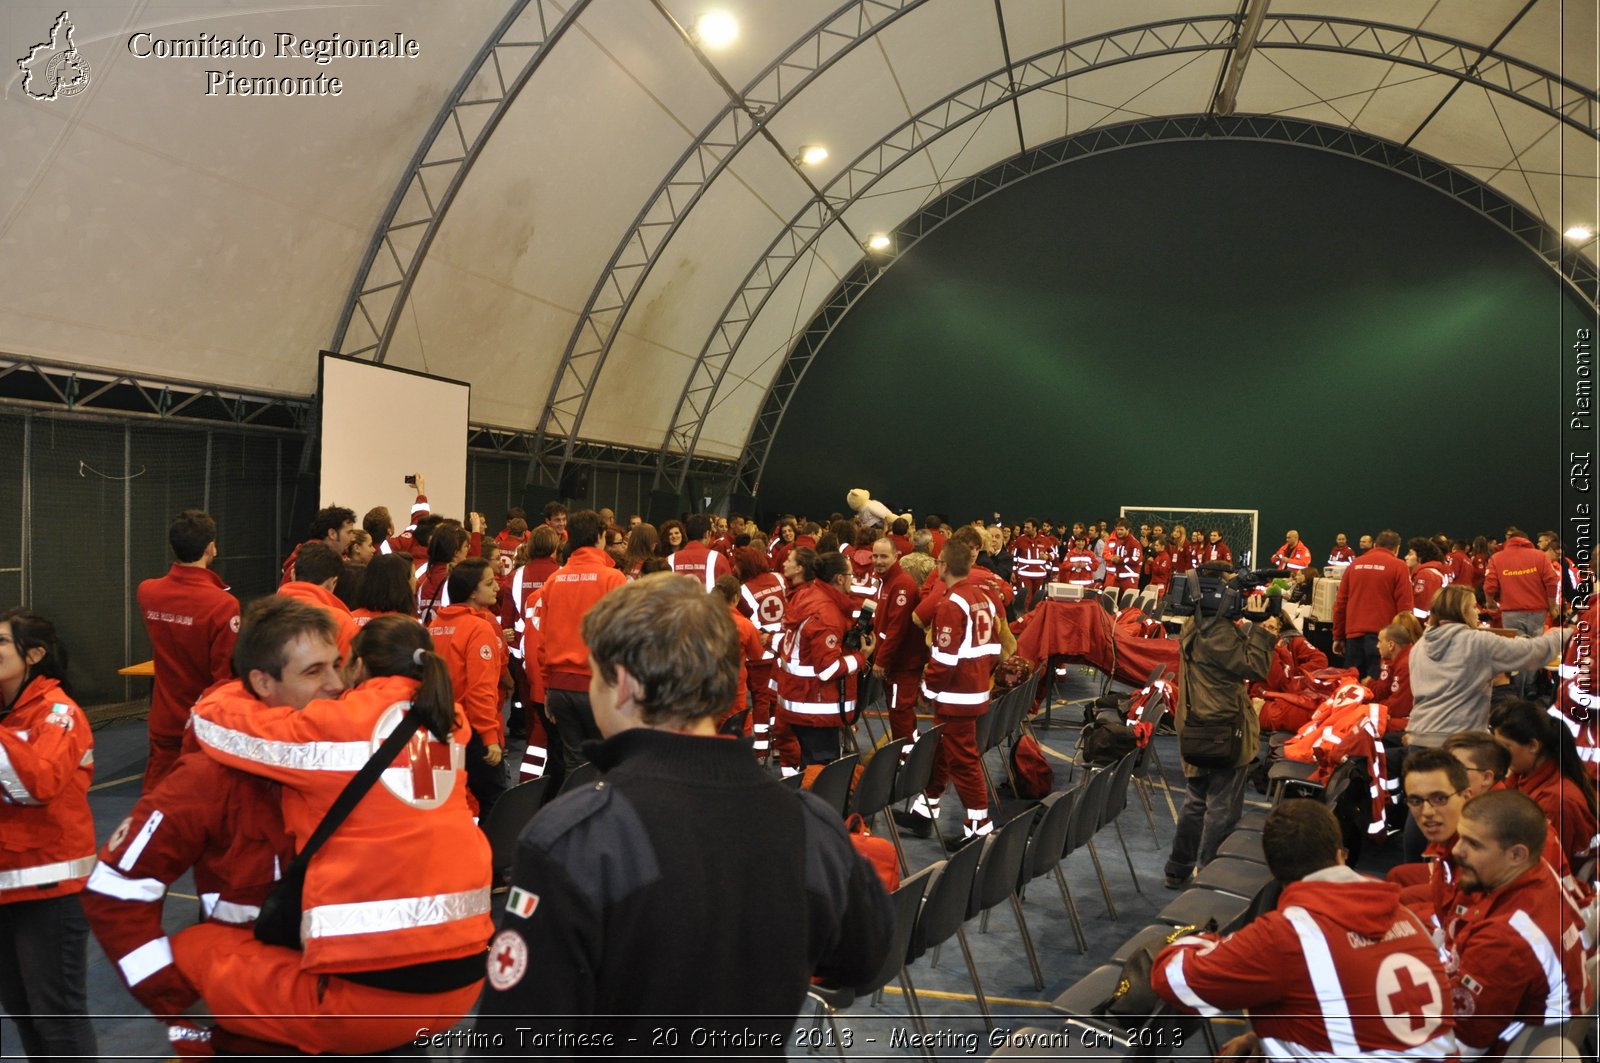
left=558, top=761, right=601, bottom=796
left=853, top=863, right=935, bottom=994
left=891, top=724, right=944, bottom=803
left=1323, top=757, right=1359, bottom=807
left=968, top=805, right=1042, bottom=917
left=975, top=704, right=997, bottom=754
left=483, top=776, right=553, bottom=873
left=717, top=708, right=750, bottom=738
left=1024, top=786, right=1082, bottom=882
left=907, top=833, right=983, bottom=961
left=1100, top=750, right=1139, bottom=827
left=1065, top=766, right=1113, bottom=853
left=849, top=739, right=908, bottom=819
left=808, top=753, right=860, bottom=817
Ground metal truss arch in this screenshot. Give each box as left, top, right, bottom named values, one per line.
left=329, top=0, right=589, bottom=360
left=657, top=14, right=1599, bottom=494
left=735, top=114, right=1600, bottom=496
left=528, top=0, right=935, bottom=490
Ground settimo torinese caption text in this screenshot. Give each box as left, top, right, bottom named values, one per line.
left=126, top=31, right=421, bottom=96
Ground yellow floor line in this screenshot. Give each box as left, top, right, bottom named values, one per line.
left=169, top=891, right=197, bottom=901
left=89, top=772, right=143, bottom=792
left=876, top=986, right=1054, bottom=1009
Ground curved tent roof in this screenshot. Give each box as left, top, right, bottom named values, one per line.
left=5, top=0, right=1596, bottom=486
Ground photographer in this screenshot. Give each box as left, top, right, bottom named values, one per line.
left=1164, top=570, right=1280, bottom=888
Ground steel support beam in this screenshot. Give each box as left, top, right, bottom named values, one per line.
left=329, top=0, right=588, bottom=360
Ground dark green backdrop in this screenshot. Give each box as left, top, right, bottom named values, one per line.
left=762, top=138, right=1590, bottom=559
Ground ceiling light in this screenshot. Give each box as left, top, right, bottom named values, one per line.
left=865, top=232, right=892, bottom=251
left=796, top=144, right=829, bottom=166
left=694, top=11, right=738, bottom=49
left=1564, top=225, right=1594, bottom=242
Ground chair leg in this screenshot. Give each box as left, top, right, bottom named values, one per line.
left=884, top=811, right=909, bottom=874
left=900, top=967, right=930, bottom=1040
left=1134, top=773, right=1160, bottom=837
left=1086, top=838, right=1119, bottom=919
left=1114, top=819, right=1145, bottom=896
left=1053, top=864, right=1087, bottom=953
left=979, top=908, right=990, bottom=934
left=1146, top=743, right=1181, bottom=824
left=1010, top=893, right=1045, bottom=990
left=955, top=925, right=994, bottom=1029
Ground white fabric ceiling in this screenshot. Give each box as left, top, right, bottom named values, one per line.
left=4, top=0, right=1596, bottom=466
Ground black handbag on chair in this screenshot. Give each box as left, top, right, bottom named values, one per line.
left=253, top=710, right=426, bottom=949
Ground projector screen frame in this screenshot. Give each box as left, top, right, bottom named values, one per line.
left=317, top=351, right=471, bottom=529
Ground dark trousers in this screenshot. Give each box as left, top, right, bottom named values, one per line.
left=547, top=688, right=601, bottom=776
left=0, top=892, right=98, bottom=1062
left=1165, top=765, right=1249, bottom=879
left=1342, top=633, right=1382, bottom=680
left=796, top=725, right=842, bottom=767
left=465, top=732, right=507, bottom=825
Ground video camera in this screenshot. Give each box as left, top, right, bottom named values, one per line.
left=1161, top=562, right=1293, bottom=623
left=843, top=598, right=876, bottom=651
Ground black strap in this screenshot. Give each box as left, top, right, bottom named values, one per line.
left=337, top=950, right=489, bottom=994
left=289, top=710, right=425, bottom=873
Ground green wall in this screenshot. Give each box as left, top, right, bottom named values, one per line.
left=762, top=138, right=1591, bottom=558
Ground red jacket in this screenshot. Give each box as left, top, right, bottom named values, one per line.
left=1153, top=867, right=1454, bottom=1060
left=668, top=540, right=731, bottom=591
left=493, top=529, right=528, bottom=577
left=1446, top=549, right=1474, bottom=587
left=873, top=562, right=926, bottom=675
left=928, top=529, right=947, bottom=558
left=1199, top=540, right=1232, bottom=565
left=1333, top=547, right=1414, bottom=640
left=276, top=580, right=360, bottom=659
left=1011, top=535, right=1050, bottom=581
left=1395, top=827, right=1577, bottom=948
left=137, top=564, right=239, bottom=745
left=534, top=546, right=628, bottom=692
left=887, top=533, right=913, bottom=557
left=191, top=675, right=492, bottom=974
left=83, top=732, right=291, bottom=1017
left=1057, top=548, right=1098, bottom=586
left=1508, top=757, right=1598, bottom=865
left=728, top=604, right=764, bottom=715
left=1272, top=540, right=1312, bottom=571
left=768, top=579, right=864, bottom=729
left=1326, top=544, right=1355, bottom=567
left=1410, top=561, right=1452, bottom=619
left=1449, top=861, right=1591, bottom=1055
left=1484, top=537, right=1558, bottom=613
left=737, top=571, right=788, bottom=656
left=923, top=575, right=1000, bottom=716
left=416, top=562, right=451, bottom=624
left=1370, top=643, right=1414, bottom=727
left=0, top=676, right=95, bottom=905
left=1102, top=533, right=1143, bottom=589
left=375, top=493, right=431, bottom=561
left=1250, top=636, right=1330, bottom=698
left=1144, top=548, right=1173, bottom=589
left=505, top=557, right=561, bottom=677
left=430, top=604, right=506, bottom=748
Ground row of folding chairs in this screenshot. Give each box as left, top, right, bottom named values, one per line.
left=1024, top=817, right=1279, bottom=1060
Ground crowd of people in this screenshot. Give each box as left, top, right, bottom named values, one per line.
left=0, top=480, right=1594, bottom=1059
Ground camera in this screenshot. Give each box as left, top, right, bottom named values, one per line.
left=843, top=599, right=876, bottom=651
left=403, top=474, right=417, bottom=486
left=1161, top=562, right=1292, bottom=622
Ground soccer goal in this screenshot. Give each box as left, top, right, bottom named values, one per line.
left=1120, top=505, right=1259, bottom=568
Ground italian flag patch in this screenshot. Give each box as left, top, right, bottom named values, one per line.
left=506, top=887, right=539, bottom=919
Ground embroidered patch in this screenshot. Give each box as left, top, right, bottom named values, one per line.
left=488, top=929, right=528, bottom=991
left=506, top=886, right=539, bottom=919
left=45, top=704, right=74, bottom=730
left=1460, top=974, right=1482, bottom=995
left=824, top=634, right=838, bottom=649
left=478, top=644, right=494, bottom=661
left=937, top=630, right=952, bottom=648
left=107, top=816, right=132, bottom=851
left=229, top=615, right=241, bottom=633
left=895, top=591, right=907, bottom=607
left=1452, top=984, right=1476, bottom=1017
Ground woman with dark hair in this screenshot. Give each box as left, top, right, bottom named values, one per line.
left=352, top=552, right=418, bottom=624
left=733, top=547, right=785, bottom=762
left=1406, top=585, right=1569, bottom=747
left=1468, top=535, right=1492, bottom=595
left=431, top=558, right=509, bottom=818
left=417, top=524, right=468, bottom=623
left=333, top=560, right=366, bottom=610
left=657, top=520, right=686, bottom=558
left=0, top=609, right=98, bottom=1059
left=622, top=523, right=659, bottom=579
left=768, top=547, right=872, bottom=772
left=184, top=615, right=490, bottom=1054
left=1491, top=698, right=1599, bottom=863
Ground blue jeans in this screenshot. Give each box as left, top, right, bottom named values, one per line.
left=1342, top=633, right=1382, bottom=680
left=1165, top=765, right=1249, bottom=879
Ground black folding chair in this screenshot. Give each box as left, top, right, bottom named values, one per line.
left=849, top=739, right=908, bottom=865
left=808, top=864, right=935, bottom=1054
left=807, top=753, right=859, bottom=818
left=1098, top=750, right=1147, bottom=895
left=1215, top=829, right=1265, bottom=864
left=1019, top=786, right=1086, bottom=953
left=482, top=776, right=552, bottom=878
left=906, top=834, right=987, bottom=1025
left=887, top=724, right=945, bottom=856
left=1065, top=764, right=1119, bottom=919
left=557, top=761, right=600, bottom=796
left=967, top=805, right=1044, bottom=991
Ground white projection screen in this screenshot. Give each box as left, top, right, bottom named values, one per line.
left=318, top=353, right=469, bottom=524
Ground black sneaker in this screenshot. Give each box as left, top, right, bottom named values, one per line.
left=891, top=809, right=933, bottom=839
left=1163, top=870, right=1192, bottom=890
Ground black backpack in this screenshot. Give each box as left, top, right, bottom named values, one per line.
left=1080, top=708, right=1137, bottom=766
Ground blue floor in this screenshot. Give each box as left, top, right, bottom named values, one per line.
left=4, top=669, right=1406, bottom=1060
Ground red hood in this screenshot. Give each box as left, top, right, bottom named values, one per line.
left=1278, top=870, right=1408, bottom=939
left=1503, top=536, right=1535, bottom=550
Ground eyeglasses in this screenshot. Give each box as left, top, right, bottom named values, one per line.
left=1404, top=790, right=1460, bottom=809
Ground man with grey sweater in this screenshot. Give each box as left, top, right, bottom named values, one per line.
left=1405, top=585, right=1569, bottom=748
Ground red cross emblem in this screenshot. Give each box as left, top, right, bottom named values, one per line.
left=1376, top=952, right=1443, bottom=1045
left=373, top=702, right=458, bottom=808
left=398, top=730, right=455, bottom=801
left=487, top=929, right=528, bottom=990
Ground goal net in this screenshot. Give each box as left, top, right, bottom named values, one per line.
left=1120, top=505, right=1259, bottom=568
